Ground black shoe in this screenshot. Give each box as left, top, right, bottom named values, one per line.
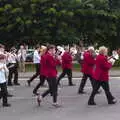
left=78, top=91, right=86, bottom=94
left=3, top=103, right=11, bottom=107
left=14, top=83, right=20, bottom=86
left=33, top=91, right=39, bottom=96
left=108, top=99, right=117, bottom=105
left=27, top=80, right=30, bottom=87
left=7, top=83, right=13, bottom=86
left=88, top=101, right=96, bottom=105
left=69, top=84, right=75, bottom=86
left=7, top=94, right=13, bottom=97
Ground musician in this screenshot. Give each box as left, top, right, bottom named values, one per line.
left=7, top=47, right=20, bottom=86
left=57, top=46, right=75, bottom=86
left=78, top=46, right=96, bottom=94
left=88, top=46, right=117, bottom=105
left=27, top=45, right=41, bottom=86
left=33, top=46, right=47, bottom=95
left=37, top=45, right=61, bottom=107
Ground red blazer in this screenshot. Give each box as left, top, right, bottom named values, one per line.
left=81, top=51, right=95, bottom=75
left=62, top=52, right=72, bottom=69
left=93, top=54, right=112, bottom=81
left=40, top=53, right=47, bottom=77
left=46, top=52, right=60, bottom=78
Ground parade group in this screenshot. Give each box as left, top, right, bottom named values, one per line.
left=0, top=43, right=119, bottom=107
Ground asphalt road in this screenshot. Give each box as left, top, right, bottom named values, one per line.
left=0, top=77, right=120, bottom=120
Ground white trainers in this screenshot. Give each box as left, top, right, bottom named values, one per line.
left=37, top=95, right=42, bottom=106
left=52, top=102, right=61, bottom=107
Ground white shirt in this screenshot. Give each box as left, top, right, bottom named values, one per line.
left=33, top=50, right=41, bottom=63
left=8, top=53, right=17, bottom=63
left=0, top=63, right=9, bottom=83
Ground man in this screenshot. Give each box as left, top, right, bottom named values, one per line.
left=27, top=45, right=41, bottom=86
left=78, top=46, right=95, bottom=94
left=37, top=45, right=61, bottom=107
left=7, top=47, right=20, bottom=86
left=57, top=46, right=74, bottom=86
left=18, top=45, right=26, bottom=72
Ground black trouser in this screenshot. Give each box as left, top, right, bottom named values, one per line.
left=78, top=73, right=94, bottom=92
left=57, top=68, right=73, bottom=85
left=33, top=75, right=46, bottom=93
left=88, top=80, right=114, bottom=103
left=0, top=82, right=8, bottom=105
left=29, top=63, right=40, bottom=83
left=42, top=77, right=58, bottom=103
left=8, top=65, right=18, bottom=84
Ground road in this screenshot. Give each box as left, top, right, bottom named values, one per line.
left=0, top=77, right=120, bottom=120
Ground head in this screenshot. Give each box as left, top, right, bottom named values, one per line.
left=20, top=45, right=24, bottom=49
left=10, top=47, right=17, bottom=54
left=88, top=46, right=95, bottom=54
left=40, top=45, right=47, bottom=55
left=99, top=46, right=108, bottom=56
left=47, top=45, right=56, bottom=56
left=64, top=46, right=69, bottom=52
left=35, top=44, right=40, bottom=51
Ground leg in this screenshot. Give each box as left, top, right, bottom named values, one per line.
left=88, top=80, right=101, bottom=105
left=33, top=75, right=46, bottom=95
left=27, top=64, right=40, bottom=86
left=66, top=69, right=74, bottom=86
left=13, top=67, right=19, bottom=85
left=57, top=69, right=66, bottom=85
left=8, top=68, right=13, bottom=86
left=78, top=74, right=88, bottom=94
left=101, top=81, right=116, bottom=104
left=0, top=83, right=11, bottom=107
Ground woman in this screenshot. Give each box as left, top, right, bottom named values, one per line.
left=88, top=46, right=117, bottom=105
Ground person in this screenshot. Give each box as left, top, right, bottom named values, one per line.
left=88, top=46, right=117, bottom=105
left=57, top=46, right=75, bottom=86
left=33, top=46, right=47, bottom=95
left=18, top=45, right=27, bottom=72
left=0, top=54, right=11, bottom=107
left=27, top=45, right=41, bottom=86
left=78, top=46, right=96, bottom=94
left=7, top=47, right=20, bottom=86
left=37, top=45, right=61, bottom=107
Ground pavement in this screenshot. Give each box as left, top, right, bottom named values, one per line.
left=19, top=70, right=120, bottom=78
left=0, top=73, right=120, bottom=120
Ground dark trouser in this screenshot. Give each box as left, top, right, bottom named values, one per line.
left=57, top=68, right=73, bottom=85
left=0, top=82, right=8, bottom=105
left=29, top=63, right=40, bottom=83
left=78, top=73, right=94, bottom=92
left=42, top=77, right=58, bottom=103
left=8, top=65, right=18, bottom=84
left=88, top=80, right=114, bottom=103
left=33, top=75, right=46, bottom=93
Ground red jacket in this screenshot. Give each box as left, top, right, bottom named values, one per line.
left=40, top=53, right=47, bottom=77
left=46, top=52, right=60, bottom=78
left=62, top=52, right=72, bottom=69
left=81, top=51, right=95, bottom=75
left=93, top=54, right=112, bottom=81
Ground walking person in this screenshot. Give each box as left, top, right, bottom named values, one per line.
left=33, top=46, right=47, bottom=95
left=27, top=45, right=41, bottom=86
left=57, top=46, right=75, bottom=86
left=0, top=54, right=11, bottom=107
left=88, top=46, right=117, bottom=105
left=37, top=45, right=61, bottom=107
left=7, top=47, right=20, bottom=86
left=78, top=46, right=96, bottom=94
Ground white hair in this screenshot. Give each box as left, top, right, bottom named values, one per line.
left=99, top=46, right=108, bottom=55
left=88, top=46, right=94, bottom=51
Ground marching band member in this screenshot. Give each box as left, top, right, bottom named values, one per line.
left=78, top=46, right=96, bottom=94
left=33, top=46, right=47, bottom=95
left=27, top=45, right=41, bottom=86
left=88, top=46, right=117, bottom=105
left=57, top=46, right=75, bottom=86
left=0, top=54, right=11, bottom=107
left=37, top=45, right=61, bottom=107
left=7, top=47, right=20, bottom=86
